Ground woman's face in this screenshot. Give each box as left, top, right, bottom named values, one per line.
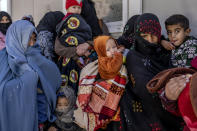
left=140, top=33, right=158, bottom=44
left=28, top=33, right=36, bottom=46
left=0, top=16, right=10, bottom=23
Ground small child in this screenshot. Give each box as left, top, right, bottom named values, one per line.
left=48, top=87, right=84, bottom=131
left=75, top=36, right=128, bottom=131
left=55, top=0, right=97, bottom=94
left=165, top=14, right=197, bottom=68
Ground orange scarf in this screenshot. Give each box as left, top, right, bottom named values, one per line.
left=94, top=36, right=123, bottom=79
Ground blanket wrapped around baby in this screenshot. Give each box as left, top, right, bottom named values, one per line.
left=74, top=60, right=127, bottom=131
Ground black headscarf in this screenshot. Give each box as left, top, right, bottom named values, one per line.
left=0, top=11, right=12, bottom=35
left=81, top=0, right=103, bottom=38
left=117, top=15, right=139, bottom=49
left=120, top=14, right=181, bottom=130
left=36, top=11, right=64, bottom=34
left=134, top=13, right=171, bottom=74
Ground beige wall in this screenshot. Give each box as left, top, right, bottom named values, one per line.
left=143, top=0, right=197, bottom=37
left=11, top=0, right=197, bottom=37
left=11, top=0, right=63, bottom=25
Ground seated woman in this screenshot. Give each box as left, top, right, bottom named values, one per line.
left=74, top=36, right=128, bottom=131
left=0, top=20, right=61, bottom=131
left=120, top=13, right=183, bottom=131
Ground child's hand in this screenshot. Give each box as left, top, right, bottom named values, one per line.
left=118, top=46, right=125, bottom=53
left=165, top=74, right=191, bottom=100
left=161, top=40, right=175, bottom=50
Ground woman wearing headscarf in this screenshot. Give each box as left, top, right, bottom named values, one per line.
left=117, top=15, right=139, bottom=49
left=0, top=11, right=12, bottom=50
left=22, top=14, right=35, bottom=26
left=81, top=0, right=104, bottom=37
left=0, top=20, right=61, bottom=131
left=36, top=11, right=64, bottom=62
left=120, top=13, right=183, bottom=131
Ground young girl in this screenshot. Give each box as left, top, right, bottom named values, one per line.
left=0, top=20, right=61, bottom=131
left=0, top=11, right=12, bottom=50
left=74, top=36, right=127, bottom=131
left=48, top=87, right=84, bottom=131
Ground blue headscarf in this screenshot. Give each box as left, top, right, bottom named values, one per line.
left=0, top=20, right=61, bottom=131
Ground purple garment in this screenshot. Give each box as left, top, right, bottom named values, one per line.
left=0, top=32, right=5, bottom=50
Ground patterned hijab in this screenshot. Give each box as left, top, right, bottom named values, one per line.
left=117, top=15, right=139, bottom=49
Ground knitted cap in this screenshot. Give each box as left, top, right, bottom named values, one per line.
left=66, top=0, right=83, bottom=10
left=135, top=13, right=161, bottom=41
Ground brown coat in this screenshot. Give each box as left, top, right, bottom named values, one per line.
left=146, top=67, right=197, bottom=116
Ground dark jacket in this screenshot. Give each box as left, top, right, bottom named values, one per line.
left=81, top=0, right=103, bottom=37
left=120, top=36, right=183, bottom=131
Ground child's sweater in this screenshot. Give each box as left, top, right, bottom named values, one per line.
left=171, top=36, right=197, bottom=67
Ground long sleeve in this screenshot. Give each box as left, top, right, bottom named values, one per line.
left=55, top=37, right=79, bottom=61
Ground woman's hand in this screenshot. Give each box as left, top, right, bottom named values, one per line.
left=165, top=74, right=192, bottom=101
left=76, top=43, right=90, bottom=56
left=161, top=40, right=175, bottom=50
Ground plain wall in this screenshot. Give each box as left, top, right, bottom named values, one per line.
left=143, top=0, right=197, bottom=37
left=11, top=0, right=63, bottom=25
left=10, top=0, right=197, bottom=37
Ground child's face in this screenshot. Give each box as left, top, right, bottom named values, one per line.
left=166, top=24, right=190, bottom=46
left=67, top=5, right=82, bottom=14
left=140, top=33, right=159, bottom=44
left=0, top=16, right=10, bottom=23
left=28, top=33, right=36, bottom=46
left=106, top=39, right=118, bottom=57
left=57, top=97, right=69, bottom=110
